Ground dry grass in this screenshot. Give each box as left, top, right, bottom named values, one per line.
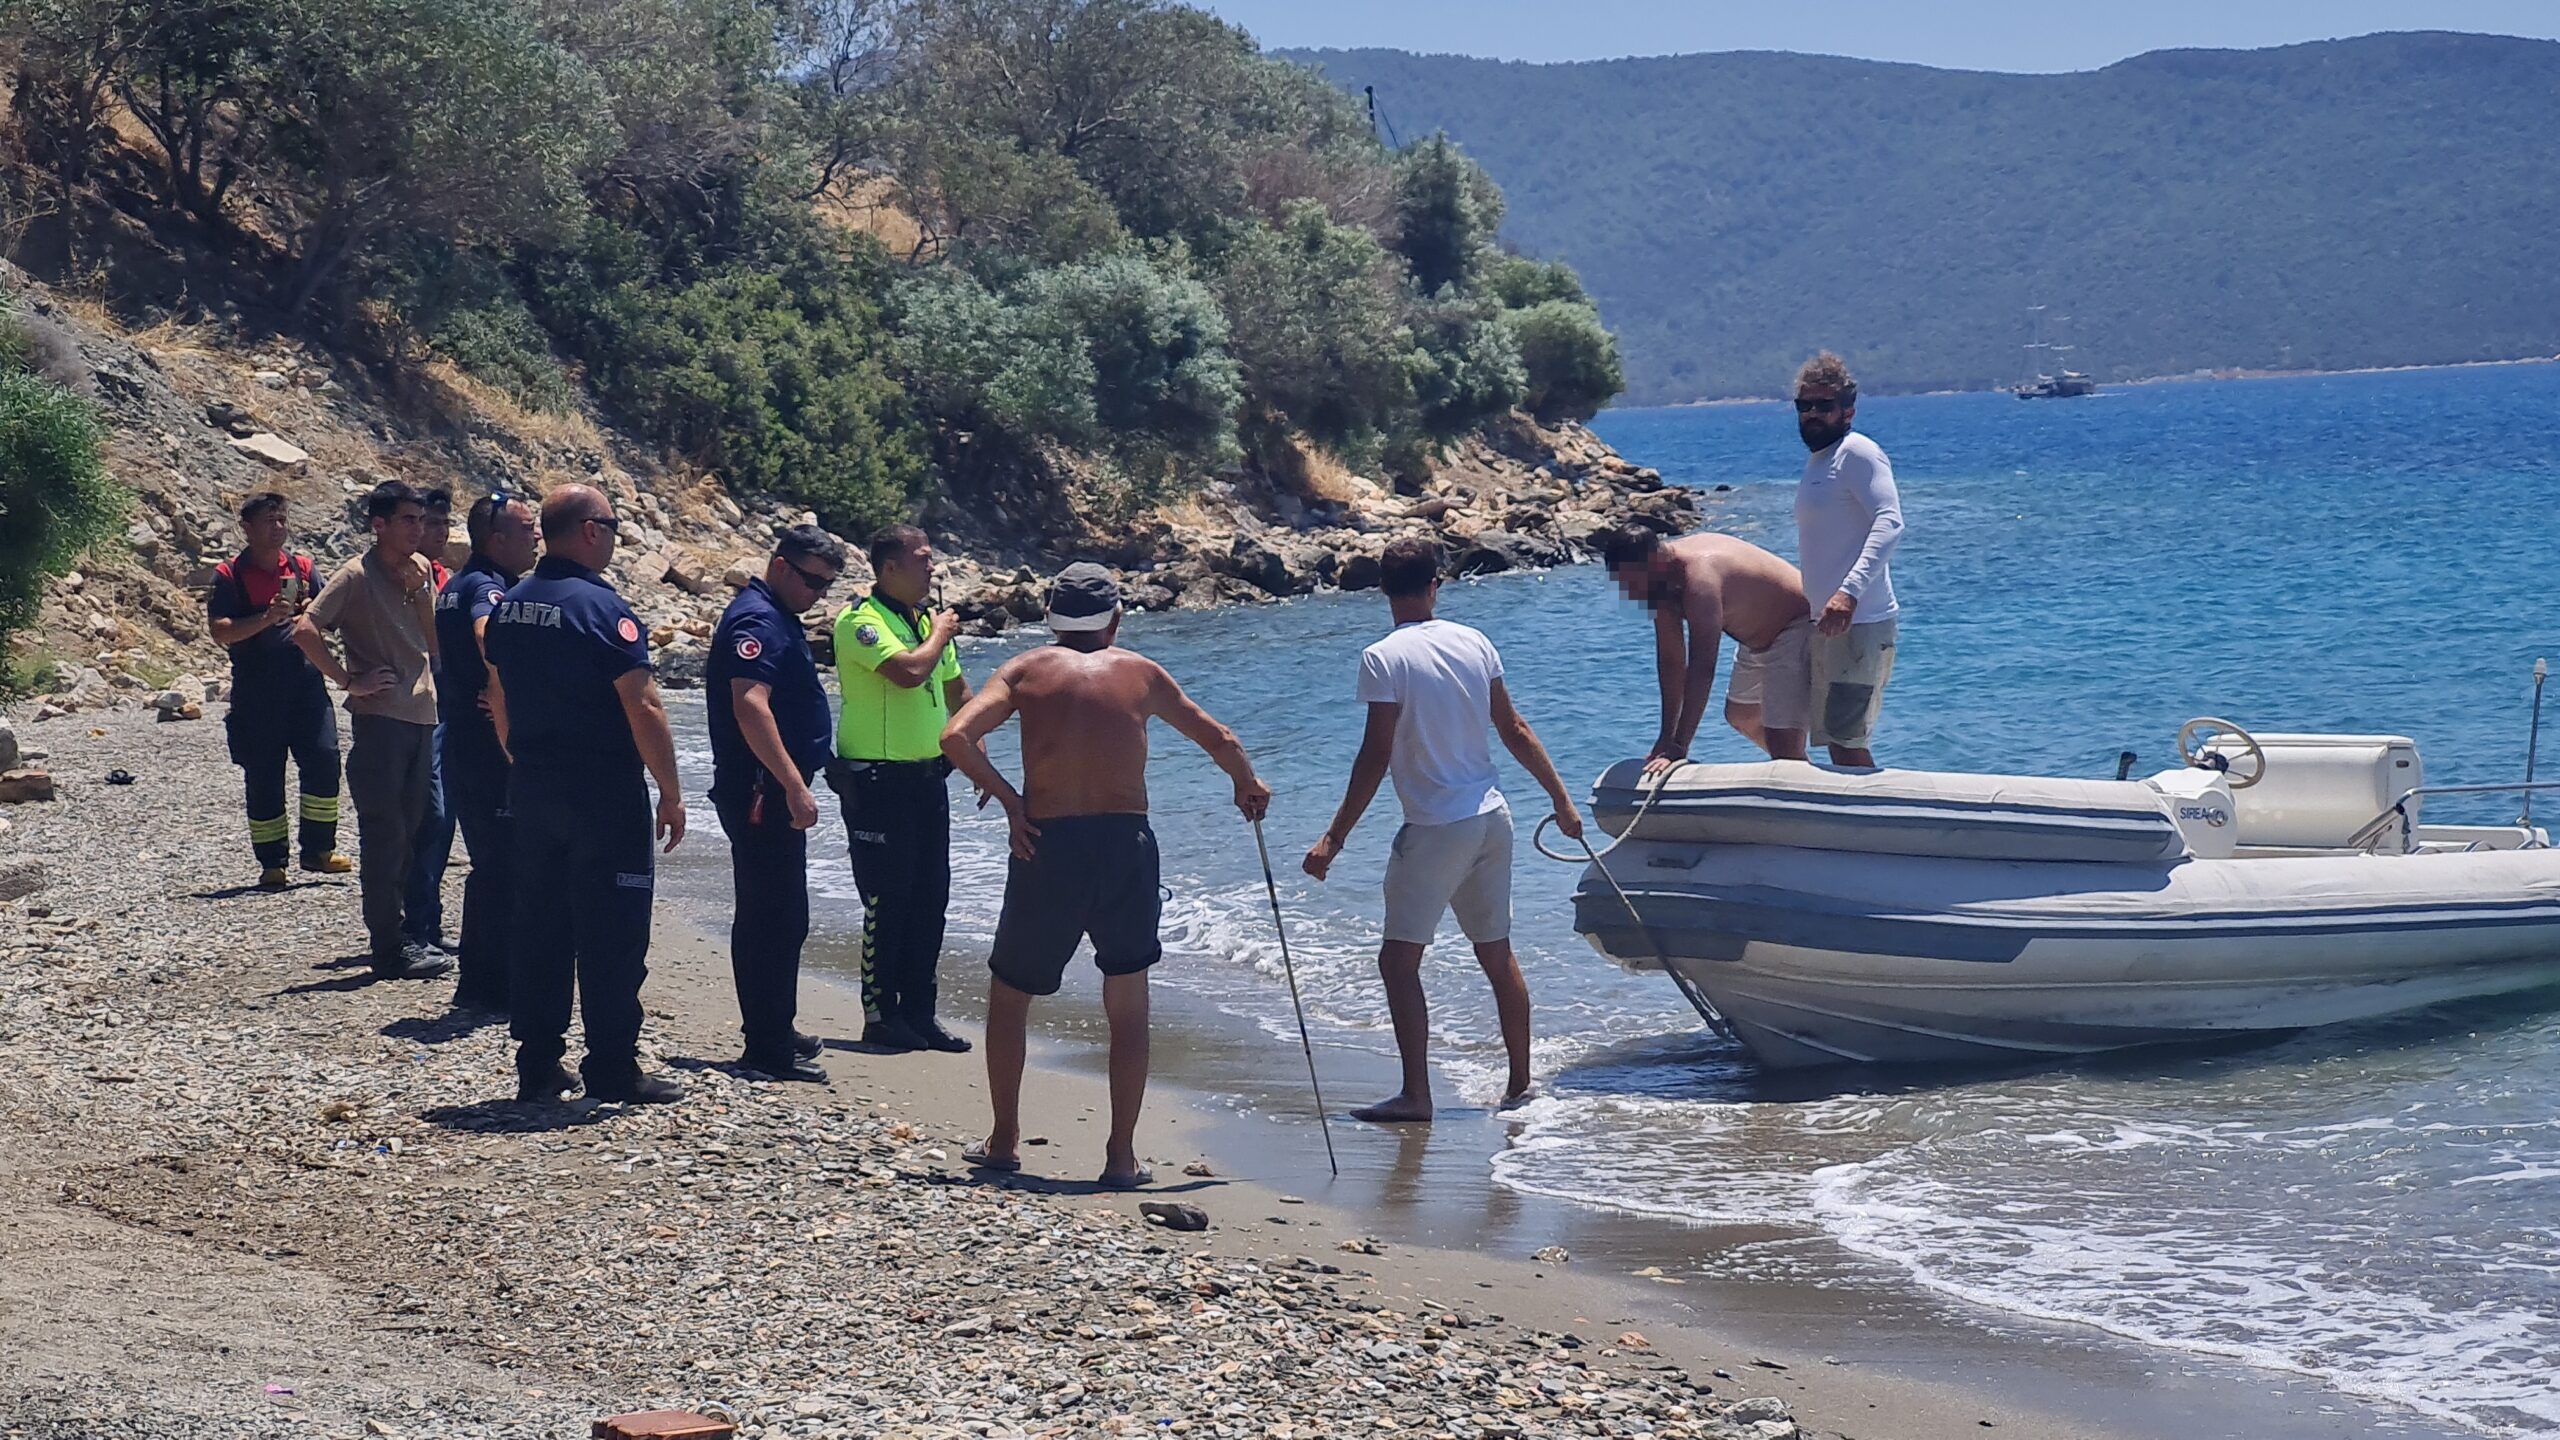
left=122, top=311, right=227, bottom=364
left=1150, top=494, right=1222, bottom=532
left=812, top=172, right=936, bottom=262
left=39, top=288, right=121, bottom=332
left=1289, top=437, right=1384, bottom=507
left=419, top=358, right=609, bottom=457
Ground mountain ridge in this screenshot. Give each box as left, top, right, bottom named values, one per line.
left=1284, top=31, right=2560, bottom=403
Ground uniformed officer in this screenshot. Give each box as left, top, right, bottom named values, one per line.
left=485, top=485, right=687, bottom=1105
left=434, top=492, right=538, bottom=1016
left=205, top=492, right=349, bottom=889
left=827, top=523, right=973, bottom=1054
left=709, top=526, right=845, bottom=1082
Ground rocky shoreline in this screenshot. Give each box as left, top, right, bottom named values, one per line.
left=0, top=710, right=1841, bottom=1440
left=4, top=267, right=1699, bottom=712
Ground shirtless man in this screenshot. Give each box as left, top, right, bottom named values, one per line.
left=1601, top=524, right=1815, bottom=770
left=942, top=563, right=1271, bottom=1189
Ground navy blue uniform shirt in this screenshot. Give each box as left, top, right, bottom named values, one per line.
left=707, top=576, right=831, bottom=802
left=484, top=556, right=651, bottom=775
left=434, top=553, right=518, bottom=759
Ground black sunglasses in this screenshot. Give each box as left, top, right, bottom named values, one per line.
left=1794, top=396, right=1849, bottom=414
left=584, top=514, right=623, bottom=534
left=783, top=558, right=838, bottom=594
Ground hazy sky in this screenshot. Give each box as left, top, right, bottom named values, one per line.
left=1197, top=0, right=2560, bottom=71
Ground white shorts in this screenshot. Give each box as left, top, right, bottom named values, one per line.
left=1725, top=618, right=1813, bottom=734
left=1810, top=617, right=1897, bottom=749
left=1382, top=803, right=1513, bottom=946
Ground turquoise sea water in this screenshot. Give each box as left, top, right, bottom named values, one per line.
left=673, top=364, right=2560, bottom=1435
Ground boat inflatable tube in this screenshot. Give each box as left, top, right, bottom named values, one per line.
left=1593, top=760, right=2191, bottom=866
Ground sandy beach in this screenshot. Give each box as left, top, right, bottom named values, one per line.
left=0, top=710, right=2471, bottom=1439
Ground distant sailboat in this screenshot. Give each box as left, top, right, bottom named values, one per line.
left=2013, top=305, right=2097, bottom=399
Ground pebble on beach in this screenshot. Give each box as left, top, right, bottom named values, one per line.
left=0, top=713, right=1811, bottom=1440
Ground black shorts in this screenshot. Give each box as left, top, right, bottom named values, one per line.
left=987, top=814, right=1163, bottom=996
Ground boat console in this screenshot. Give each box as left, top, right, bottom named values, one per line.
left=2194, top=725, right=2423, bottom=854
left=2192, top=721, right=2547, bottom=854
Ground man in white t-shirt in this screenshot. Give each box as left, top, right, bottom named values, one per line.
left=1792, top=351, right=1904, bottom=768
left=1302, top=537, right=1585, bottom=1123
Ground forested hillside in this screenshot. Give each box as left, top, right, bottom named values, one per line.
left=1291, top=32, right=2560, bottom=403
left=2, top=0, right=1620, bottom=541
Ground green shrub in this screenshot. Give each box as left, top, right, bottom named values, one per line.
left=1504, top=299, right=1625, bottom=422
left=896, top=252, right=1242, bottom=481
left=379, top=240, right=576, bottom=411
left=431, top=299, right=577, bottom=413
left=1486, top=254, right=1592, bottom=311
left=0, top=304, right=27, bottom=374
left=0, top=366, right=126, bottom=659
left=4, top=652, right=67, bottom=700
left=1406, top=288, right=1526, bottom=442
left=1392, top=133, right=1504, bottom=297
left=1218, top=201, right=1420, bottom=465
left=538, top=216, right=924, bottom=535
left=1018, top=254, right=1241, bottom=467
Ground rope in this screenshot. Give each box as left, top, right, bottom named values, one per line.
left=1531, top=762, right=1740, bottom=1044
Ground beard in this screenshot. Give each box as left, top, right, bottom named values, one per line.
left=1799, top=416, right=1849, bottom=451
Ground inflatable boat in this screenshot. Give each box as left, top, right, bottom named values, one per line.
left=1568, top=719, right=2560, bottom=1069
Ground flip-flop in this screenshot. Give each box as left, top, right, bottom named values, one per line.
left=963, top=1143, right=1021, bottom=1173
left=1097, top=1164, right=1154, bottom=1191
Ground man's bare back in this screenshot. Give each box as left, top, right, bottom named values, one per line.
left=994, top=644, right=1164, bottom=819
left=1605, top=525, right=1817, bottom=768
left=945, top=629, right=1270, bottom=859
left=1654, top=533, right=1810, bottom=650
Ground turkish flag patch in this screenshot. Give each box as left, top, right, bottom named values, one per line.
left=617, top=617, right=641, bottom=644
left=735, top=635, right=763, bottom=661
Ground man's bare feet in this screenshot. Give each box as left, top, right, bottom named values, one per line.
left=1099, top=1161, right=1154, bottom=1189
left=965, top=1137, right=1021, bottom=1172
left=1350, top=1094, right=1434, bottom=1124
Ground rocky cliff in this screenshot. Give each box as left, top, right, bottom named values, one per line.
left=3, top=261, right=1700, bottom=712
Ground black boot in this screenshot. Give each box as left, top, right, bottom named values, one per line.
left=739, top=1048, right=828, bottom=1083
left=516, top=1058, right=579, bottom=1104
left=860, top=1016, right=925, bottom=1053
left=585, top=1066, right=682, bottom=1105
left=906, top=1015, right=973, bottom=1054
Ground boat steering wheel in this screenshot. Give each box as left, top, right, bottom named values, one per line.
left=2178, top=717, right=2268, bottom=790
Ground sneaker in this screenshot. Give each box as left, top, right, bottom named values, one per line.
left=300, top=853, right=353, bottom=875
left=585, top=1069, right=682, bottom=1105
left=406, top=935, right=459, bottom=959
left=371, top=945, right=454, bottom=981
left=739, top=1050, right=828, bottom=1084
left=793, top=1030, right=824, bottom=1061
left=907, top=1017, right=974, bottom=1054
left=257, top=866, right=290, bottom=892
left=860, top=1017, right=925, bottom=1053
left=515, top=1061, right=580, bottom=1104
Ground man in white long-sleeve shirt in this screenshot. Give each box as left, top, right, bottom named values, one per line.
left=1791, top=352, right=1903, bottom=767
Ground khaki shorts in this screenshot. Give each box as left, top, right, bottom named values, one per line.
left=1810, top=618, right=1897, bottom=749
left=1382, top=803, right=1513, bottom=946
left=1726, top=618, right=1813, bottom=734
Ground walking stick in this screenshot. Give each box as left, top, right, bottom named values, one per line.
left=1250, top=818, right=1339, bottom=1176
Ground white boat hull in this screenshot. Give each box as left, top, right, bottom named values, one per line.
left=1577, top=841, right=2560, bottom=1069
